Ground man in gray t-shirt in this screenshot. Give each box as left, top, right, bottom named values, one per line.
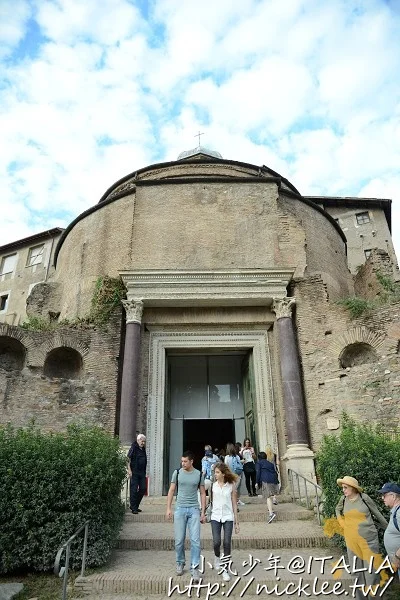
left=379, top=482, right=400, bottom=578
left=166, top=451, right=206, bottom=582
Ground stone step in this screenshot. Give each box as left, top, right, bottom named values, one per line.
left=135, top=493, right=294, bottom=505
left=117, top=519, right=329, bottom=551
left=72, top=582, right=351, bottom=600
left=125, top=502, right=313, bottom=523
left=74, top=548, right=353, bottom=597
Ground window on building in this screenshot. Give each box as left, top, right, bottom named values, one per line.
left=27, top=244, right=44, bottom=267
left=356, top=211, right=370, bottom=225
left=364, top=249, right=372, bottom=259
left=0, top=254, right=17, bottom=275
left=0, top=294, right=8, bottom=311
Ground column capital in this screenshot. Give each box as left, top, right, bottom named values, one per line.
left=122, top=299, right=144, bottom=324
left=272, top=297, right=296, bottom=319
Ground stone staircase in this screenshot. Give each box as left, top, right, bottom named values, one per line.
left=73, top=495, right=350, bottom=599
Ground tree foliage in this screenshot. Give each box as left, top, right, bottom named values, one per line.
left=317, top=415, right=400, bottom=520
left=317, top=416, right=400, bottom=552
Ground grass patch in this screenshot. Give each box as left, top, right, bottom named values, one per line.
left=1, top=572, right=63, bottom=600
left=336, top=296, right=373, bottom=319
left=338, top=271, right=400, bottom=319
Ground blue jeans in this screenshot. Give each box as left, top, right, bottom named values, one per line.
left=210, top=520, right=233, bottom=557
left=174, top=506, right=201, bottom=568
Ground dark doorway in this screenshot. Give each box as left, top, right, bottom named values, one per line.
left=182, top=419, right=235, bottom=470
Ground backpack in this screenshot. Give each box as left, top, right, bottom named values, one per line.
left=393, top=505, right=400, bottom=532
left=232, top=455, right=243, bottom=475
left=175, top=468, right=202, bottom=494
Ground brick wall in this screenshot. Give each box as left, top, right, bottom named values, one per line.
left=0, top=312, right=122, bottom=433
left=292, top=274, right=400, bottom=450
left=55, top=170, right=351, bottom=320
left=354, top=249, right=398, bottom=299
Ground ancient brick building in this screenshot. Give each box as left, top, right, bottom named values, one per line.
left=0, top=148, right=399, bottom=494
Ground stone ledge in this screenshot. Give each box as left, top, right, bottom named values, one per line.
left=124, top=510, right=313, bottom=523
left=117, top=536, right=329, bottom=551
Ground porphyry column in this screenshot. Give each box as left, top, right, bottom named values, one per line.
left=272, top=297, right=315, bottom=481
left=119, top=299, right=144, bottom=446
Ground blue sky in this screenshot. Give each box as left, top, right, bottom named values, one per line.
left=1, top=0, right=400, bottom=258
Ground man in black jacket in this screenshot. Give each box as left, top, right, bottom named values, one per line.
left=127, top=434, right=147, bottom=514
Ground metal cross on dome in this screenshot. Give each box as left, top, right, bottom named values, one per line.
left=194, top=131, right=204, bottom=146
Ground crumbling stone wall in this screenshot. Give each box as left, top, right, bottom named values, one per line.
left=0, top=312, right=122, bottom=433
left=26, top=282, right=62, bottom=321
left=293, top=273, right=400, bottom=449
left=354, top=248, right=399, bottom=300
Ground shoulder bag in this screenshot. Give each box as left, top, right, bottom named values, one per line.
left=205, top=483, right=213, bottom=523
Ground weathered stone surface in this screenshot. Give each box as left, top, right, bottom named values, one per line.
left=0, top=314, right=122, bottom=433
left=293, top=271, right=400, bottom=448
left=0, top=583, right=24, bottom=600
left=26, top=282, right=61, bottom=320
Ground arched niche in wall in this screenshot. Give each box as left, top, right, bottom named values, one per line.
left=0, top=336, right=26, bottom=371
left=44, top=346, right=83, bottom=379
left=339, top=342, right=378, bottom=369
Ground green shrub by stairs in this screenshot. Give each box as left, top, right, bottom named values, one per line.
left=0, top=424, right=126, bottom=574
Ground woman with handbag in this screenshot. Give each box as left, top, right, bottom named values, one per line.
left=241, top=438, right=257, bottom=497
left=209, top=462, right=240, bottom=582
left=335, top=476, right=388, bottom=600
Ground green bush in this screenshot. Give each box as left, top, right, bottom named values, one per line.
left=0, top=424, right=126, bottom=574
left=336, top=296, right=373, bottom=319
left=317, top=416, right=400, bottom=551
left=317, top=415, right=400, bottom=520
left=89, top=276, right=126, bottom=326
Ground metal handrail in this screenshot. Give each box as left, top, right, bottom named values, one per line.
left=54, top=520, right=90, bottom=600
left=287, top=468, right=323, bottom=525
left=124, top=474, right=130, bottom=508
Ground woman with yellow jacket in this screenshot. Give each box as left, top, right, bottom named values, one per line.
left=335, top=476, right=388, bottom=599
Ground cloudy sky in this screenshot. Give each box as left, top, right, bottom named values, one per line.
left=1, top=0, right=400, bottom=257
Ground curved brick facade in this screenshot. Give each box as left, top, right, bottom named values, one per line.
left=55, top=159, right=351, bottom=319
left=1, top=155, right=398, bottom=482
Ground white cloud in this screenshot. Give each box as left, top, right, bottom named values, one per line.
left=186, top=57, right=315, bottom=136
left=0, top=0, right=399, bottom=268
left=35, top=0, right=143, bottom=45
left=0, top=0, right=32, bottom=58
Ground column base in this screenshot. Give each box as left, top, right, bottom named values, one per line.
left=282, top=443, right=316, bottom=482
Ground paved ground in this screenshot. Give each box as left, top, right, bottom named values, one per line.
left=93, top=547, right=345, bottom=578
left=72, top=496, right=358, bottom=599
left=0, top=584, right=24, bottom=600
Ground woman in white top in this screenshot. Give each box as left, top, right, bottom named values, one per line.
left=210, top=462, right=240, bottom=582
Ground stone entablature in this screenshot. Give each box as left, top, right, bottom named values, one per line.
left=120, top=269, right=295, bottom=307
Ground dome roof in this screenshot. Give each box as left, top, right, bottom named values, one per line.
left=177, top=146, right=223, bottom=160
